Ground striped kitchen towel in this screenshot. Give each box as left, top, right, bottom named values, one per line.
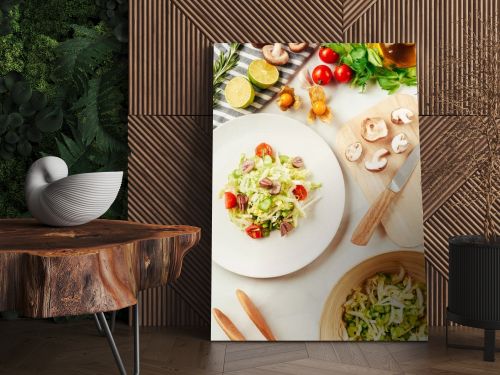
left=213, top=43, right=315, bottom=128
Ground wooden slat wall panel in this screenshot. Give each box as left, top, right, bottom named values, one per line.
left=128, top=115, right=212, bottom=326
left=129, top=0, right=212, bottom=115
left=344, top=0, right=500, bottom=116
left=172, top=0, right=344, bottom=43
left=426, top=261, right=448, bottom=327
left=129, top=0, right=499, bottom=326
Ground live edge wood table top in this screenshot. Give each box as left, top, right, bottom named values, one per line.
left=0, top=219, right=200, bottom=318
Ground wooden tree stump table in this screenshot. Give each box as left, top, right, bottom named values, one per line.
left=0, top=218, right=201, bottom=375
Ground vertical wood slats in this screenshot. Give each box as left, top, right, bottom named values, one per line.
left=129, top=0, right=212, bottom=115
left=129, top=0, right=499, bottom=326
left=344, top=0, right=499, bottom=116
left=128, top=115, right=212, bottom=326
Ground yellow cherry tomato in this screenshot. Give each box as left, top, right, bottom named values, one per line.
left=312, top=101, right=326, bottom=115
left=280, top=92, right=294, bottom=107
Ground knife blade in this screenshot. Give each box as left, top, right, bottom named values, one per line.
left=388, top=144, right=420, bottom=193
left=351, top=144, right=421, bottom=246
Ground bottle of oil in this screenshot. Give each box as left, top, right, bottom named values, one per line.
left=378, top=43, right=416, bottom=68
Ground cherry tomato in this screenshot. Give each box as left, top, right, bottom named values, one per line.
left=318, top=47, right=339, bottom=64
left=334, top=64, right=353, bottom=83
left=224, top=192, right=237, bottom=209
left=311, top=65, right=333, bottom=85
left=255, top=142, right=273, bottom=158
left=293, top=185, right=308, bottom=201
left=245, top=224, right=263, bottom=239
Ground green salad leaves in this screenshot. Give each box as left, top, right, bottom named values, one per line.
left=322, top=43, right=417, bottom=93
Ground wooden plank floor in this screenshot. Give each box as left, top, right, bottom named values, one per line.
left=0, top=319, right=499, bottom=374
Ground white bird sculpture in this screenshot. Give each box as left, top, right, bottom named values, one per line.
left=25, top=156, right=123, bottom=226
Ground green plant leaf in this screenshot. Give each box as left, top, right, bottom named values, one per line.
left=367, top=48, right=383, bottom=67
left=30, top=91, right=48, bottom=111
left=16, top=140, right=32, bottom=156
left=72, top=72, right=126, bottom=152
left=19, top=102, right=36, bottom=117
left=4, top=130, right=19, bottom=144
left=3, top=142, right=15, bottom=152
left=35, top=106, right=63, bottom=132
left=113, top=22, right=128, bottom=43
left=2, top=97, right=14, bottom=114
left=11, top=81, right=32, bottom=105
left=26, top=127, right=42, bottom=142
left=53, top=25, right=120, bottom=93
left=55, top=130, right=94, bottom=173
left=7, top=112, right=23, bottom=128
left=3, top=71, right=21, bottom=90
left=0, top=78, right=7, bottom=94
left=0, top=115, right=7, bottom=134
left=0, top=148, right=13, bottom=160
left=322, top=43, right=347, bottom=55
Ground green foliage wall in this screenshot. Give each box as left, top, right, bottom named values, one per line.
left=0, top=0, right=128, bottom=218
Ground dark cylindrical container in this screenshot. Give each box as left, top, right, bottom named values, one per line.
left=448, top=235, right=500, bottom=328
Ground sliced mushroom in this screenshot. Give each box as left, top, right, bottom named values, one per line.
left=288, top=43, right=308, bottom=53
left=291, top=156, right=304, bottom=168
left=241, top=159, right=255, bottom=173
left=280, top=221, right=294, bottom=236
left=364, top=148, right=390, bottom=172
left=259, top=177, right=273, bottom=188
left=345, top=142, right=363, bottom=162
left=270, top=181, right=281, bottom=195
left=361, top=117, right=388, bottom=142
left=391, top=107, right=414, bottom=125
left=262, top=43, right=289, bottom=66
left=236, top=194, right=248, bottom=211
left=391, top=133, right=410, bottom=153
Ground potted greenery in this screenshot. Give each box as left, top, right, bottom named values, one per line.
left=428, top=15, right=499, bottom=361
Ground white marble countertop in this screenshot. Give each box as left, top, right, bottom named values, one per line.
left=211, top=50, right=421, bottom=341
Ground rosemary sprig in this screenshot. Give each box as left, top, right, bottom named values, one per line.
left=213, top=43, right=240, bottom=107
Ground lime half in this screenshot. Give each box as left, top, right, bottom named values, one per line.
left=248, top=59, right=279, bottom=89
left=224, top=77, right=255, bottom=108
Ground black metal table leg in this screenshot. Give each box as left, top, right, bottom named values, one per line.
left=94, top=311, right=117, bottom=336
left=484, top=329, right=495, bottom=362
left=94, top=304, right=140, bottom=375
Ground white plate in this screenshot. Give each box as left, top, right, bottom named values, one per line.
left=212, top=114, right=345, bottom=278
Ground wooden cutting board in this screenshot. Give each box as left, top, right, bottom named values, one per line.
left=335, top=94, right=423, bottom=248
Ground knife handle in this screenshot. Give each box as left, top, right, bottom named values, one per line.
left=351, top=188, right=397, bottom=246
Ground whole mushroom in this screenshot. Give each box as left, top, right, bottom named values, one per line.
left=361, top=117, right=388, bottom=142
left=262, top=43, right=289, bottom=66
left=288, top=43, right=308, bottom=53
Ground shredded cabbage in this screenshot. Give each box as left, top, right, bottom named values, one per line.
left=342, top=267, right=427, bottom=341
left=221, top=148, right=321, bottom=237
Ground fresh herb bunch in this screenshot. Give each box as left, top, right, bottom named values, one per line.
left=323, top=43, right=417, bottom=93
left=213, top=43, right=240, bottom=107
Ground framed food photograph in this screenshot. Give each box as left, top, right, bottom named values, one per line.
left=211, top=43, right=426, bottom=341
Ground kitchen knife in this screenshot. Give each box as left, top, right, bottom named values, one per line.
left=351, top=145, right=421, bottom=246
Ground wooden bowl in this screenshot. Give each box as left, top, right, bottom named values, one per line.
left=319, top=250, right=425, bottom=340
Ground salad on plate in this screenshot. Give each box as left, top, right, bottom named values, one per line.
left=221, top=142, right=321, bottom=239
